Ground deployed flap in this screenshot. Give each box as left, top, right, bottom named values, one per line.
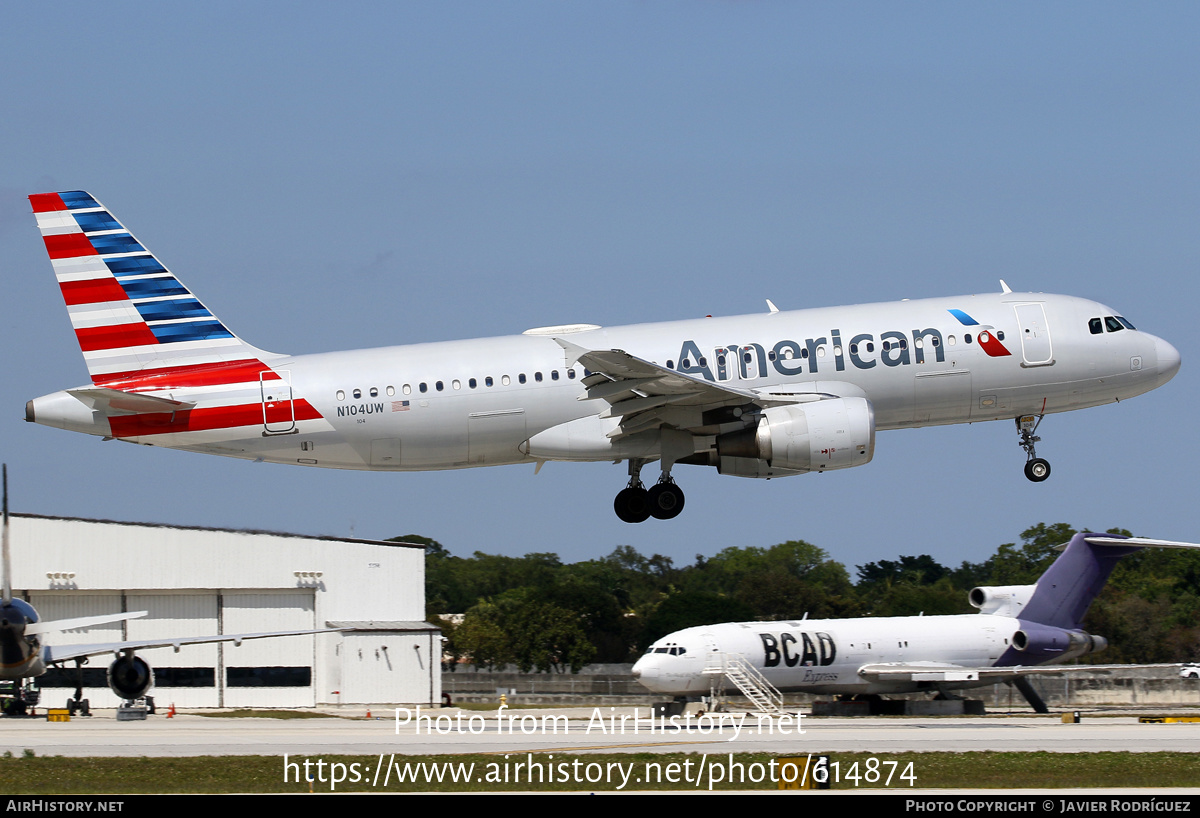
left=66, top=387, right=194, bottom=416
left=554, top=339, right=811, bottom=440
left=43, top=627, right=342, bottom=664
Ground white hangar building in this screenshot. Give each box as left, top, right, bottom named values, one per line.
left=9, top=513, right=438, bottom=709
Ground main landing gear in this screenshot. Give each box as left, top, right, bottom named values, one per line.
left=1017, top=415, right=1051, bottom=483
left=614, top=460, right=685, bottom=523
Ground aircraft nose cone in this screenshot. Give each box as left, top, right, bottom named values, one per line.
left=1155, top=336, right=1181, bottom=383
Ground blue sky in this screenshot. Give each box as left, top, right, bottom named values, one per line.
left=1, top=3, right=1197, bottom=571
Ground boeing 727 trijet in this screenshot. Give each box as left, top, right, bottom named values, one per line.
left=633, top=532, right=1197, bottom=711
left=25, top=191, right=1181, bottom=521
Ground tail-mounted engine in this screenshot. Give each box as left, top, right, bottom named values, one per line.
left=969, top=584, right=1037, bottom=618
left=714, top=397, right=875, bottom=477
left=1012, top=623, right=1107, bottom=664
left=107, top=654, right=154, bottom=700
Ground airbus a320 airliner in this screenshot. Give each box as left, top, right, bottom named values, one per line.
left=25, top=191, right=1180, bottom=522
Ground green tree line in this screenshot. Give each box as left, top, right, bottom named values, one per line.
left=398, top=524, right=1200, bottom=672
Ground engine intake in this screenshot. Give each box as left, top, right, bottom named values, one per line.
left=108, top=654, right=154, bottom=700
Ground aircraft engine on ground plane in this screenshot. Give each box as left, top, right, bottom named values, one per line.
left=969, top=585, right=1037, bottom=618
left=715, top=397, right=875, bottom=476
left=107, top=654, right=154, bottom=700
left=1012, top=624, right=1107, bottom=664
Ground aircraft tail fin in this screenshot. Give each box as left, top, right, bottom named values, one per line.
left=30, top=191, right=277, bottom=389
left=1021, top=533, right=1200, bottom=629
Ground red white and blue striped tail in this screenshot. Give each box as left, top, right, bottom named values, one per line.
left=30, top=191, right=277, bottom=390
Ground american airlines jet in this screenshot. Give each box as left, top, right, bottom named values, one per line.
left=25, top=191, right=1181, bottom=522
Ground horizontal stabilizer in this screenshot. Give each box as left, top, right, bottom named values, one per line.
left=66, top=387, right=195, bottom=416
left=25, top=610, right=147, bottom=636
left=1082, top=536, right=1200, bottom=551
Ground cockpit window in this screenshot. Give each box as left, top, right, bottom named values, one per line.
left=647, top=642, right=687, bottom=656
left=1089, top=318, right=1103, bottom=335
left=1117, top=316, right=1136, bottom=330
left=1105, top=316, right=1125, bottom=333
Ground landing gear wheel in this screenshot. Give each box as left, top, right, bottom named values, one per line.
left=614, top=486, right=651, bottom=523
left=1024, top=458, right=1051, bottom=482
left=647, top=482, right=685, bottom=520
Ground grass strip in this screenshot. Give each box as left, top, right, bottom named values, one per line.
left=0, top=751, right=1198, bottom=793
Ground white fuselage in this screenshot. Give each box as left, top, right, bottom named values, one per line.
left=30, top=291, right=1179, bottom=474
left=633, top=614, right=1023, bottom=697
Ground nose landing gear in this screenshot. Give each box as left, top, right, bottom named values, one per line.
left=1017, top=415, right=1051, bottom=482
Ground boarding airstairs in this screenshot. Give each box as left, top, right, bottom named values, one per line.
left=703, top=652, right=784, bottom=715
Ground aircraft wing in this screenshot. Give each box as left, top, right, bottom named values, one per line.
left=43, top=628, right=342, bottom=664
left=556, top=339, right=833, bottom=439
left=25, top=610, right=147, bottom=636
left=857, top=662, right=1182, bottom=683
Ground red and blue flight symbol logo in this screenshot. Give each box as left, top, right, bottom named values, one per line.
left=948, top=309, right=1011, bottom=357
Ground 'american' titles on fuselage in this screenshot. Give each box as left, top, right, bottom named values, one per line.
left=23, top=191, right=1181, bottom=521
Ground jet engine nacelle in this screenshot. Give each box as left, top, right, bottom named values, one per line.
left=1012, top=623, right=1107, bottom=664
left=969, top=584, right=1037, bottom=618
left=715, top=397, right=875, bottom=475
left=107, top=654, right=154, bottom=700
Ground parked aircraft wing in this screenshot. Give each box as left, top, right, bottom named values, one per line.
left=43, top=628, right=342, bottom=664
left=857, top=662, right=1182, bottom=683
left=25, top=611, right=147, bottom=636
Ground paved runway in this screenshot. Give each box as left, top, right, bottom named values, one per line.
left=3, top=706, right=1199, bottom=758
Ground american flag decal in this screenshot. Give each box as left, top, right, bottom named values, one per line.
left=392, top=400, right=410, bottom=412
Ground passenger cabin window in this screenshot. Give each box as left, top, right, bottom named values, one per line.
left=336, top=390, right=345, bottom=401
left=534, top=372, right=543, bottom=382
left=486, top=376, right=494, bottom=387
left=551, top=370, right=559, bottom=381
left=567, top=369, right=576, bottom=379
left=419, top=383, right=427, bottom=393
left=435, top=381, right=444, bottom=391
left=386, top=386, right=395, bottom=396
left=519, top=374, right=526, bottom=384
left=501, top=375, right=511, bottom=386
left=353, top=389, right=361, bottom=399
left=469, top=378, right=477, bottom=389
left=369, top=387, right=378, bottom=397
left=403, top=384, right=411, bottom=395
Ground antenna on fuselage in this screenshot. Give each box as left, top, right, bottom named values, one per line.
left=2, top=464, right=11, bottom=605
